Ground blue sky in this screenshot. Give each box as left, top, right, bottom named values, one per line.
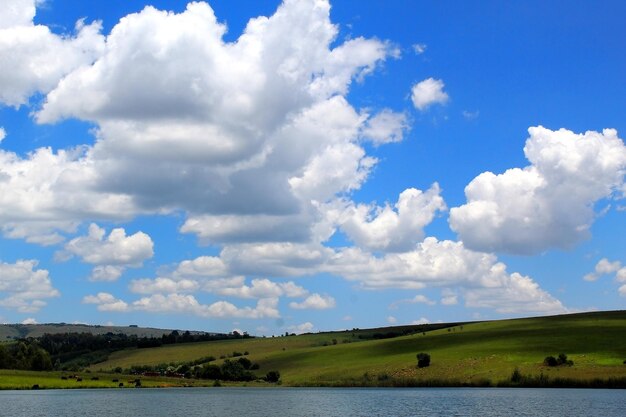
left=0, top=0, right=624, bottom=335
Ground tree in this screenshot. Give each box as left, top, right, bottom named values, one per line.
left=557, top=353, right=573, bottom=366
left=202, top=364, right=222, bottom=380
left=416, top=352, right=431, bottom=368
left=237, top=357, right=252, bottom=370
left=543, top=356, right=558, bottom=366
left=544, top=353, right=573, bottom=367
left=0, top=344, right=11, bottom=369
left=265, top=370, right=280, bottom=383
left=220, top=359, right=254, bottom=381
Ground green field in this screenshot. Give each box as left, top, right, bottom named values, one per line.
left=90, top=311, right=626, bottom=386
left=0, top=369, right=231, bottom=390
left=3, top=311, right=626, bottom=389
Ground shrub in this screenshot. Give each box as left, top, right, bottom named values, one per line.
left=265, top=370, right=280, bottom=383
left=557, top=353, right=574, bottom=366
left=544, top=353, right=573, bottom=367
left=201, top=364, right=222, bottom=380
left=220, top=360, right=255, bottom=381
left=237, top=357, right=252, bottom=370
left=544, top=356, right=558, bottom=367
left=510, top=368, right=522, bottom=383
left=416, top=352, right=431, bottom=368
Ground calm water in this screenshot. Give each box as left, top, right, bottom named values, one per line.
left=1, top=387, right=625, bottom=417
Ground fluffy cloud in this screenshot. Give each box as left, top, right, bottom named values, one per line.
left=134, top=294, right=280, bottom=319
left=325, top=237, right=566, bottom=314
left=0, top=147, right=138, bottom=245
left=202, top=231, right=566, bottom=315
left=0, top=0, right=398, bottom=246
left=221, top=242, right=334, bottom=277
left=360, top=109, right=409, bottom=145
left=128, top=252, right=309, bottom=301
left=411, top=78, right=449, bottom=110
left=2, top=1, right=573, bottom=321
left=584, top=258, right=622, bottom=282
left=129, top=278, right=200, bottom=295
left=390, top=294, right=436, bottom=309
left=289, top=293, right=336, bottom=310
left=441, top=289, right=459, bottom=306
left=215, top=278, right=308, bottom=299
left=0, top=127, right=5, bottom=143
left=464, top=273, right=567, bottom=314
left=286, top=321, right=315, bottom=334
left=450, top=127, right=626, bottom=254
left=61, top=224, right=154, bottom=281
left=0, top=0, right=104, bottom=106
left=0, top=260, right=59, bottom=312
left=413, top=43, right=427, bottom=54
left=412, top=294, right=436, bottom=305
left=339, top=184, right=446, bottom=252
left=583, top=258, right=626, bottom=297
left=83, top=291, right=280, bottom=318
left=82, top=292, right=129, bottom=312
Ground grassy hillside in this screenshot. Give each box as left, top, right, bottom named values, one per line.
left=90, top=311, right=626, bottom=386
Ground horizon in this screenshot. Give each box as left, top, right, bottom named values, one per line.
left=0, top=0, right=624, bottom=336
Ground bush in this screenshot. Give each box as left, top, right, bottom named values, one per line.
left=201, top=364, right=222, bottom=380
left=544, top=356, right=558, bottom=367
left=237, top=357, right=252, bottom=370
left=416, top=352, right=431, bottom=368
left=558, top=353, right=574, bottom=366
left=220, top=360, right=255, bottom=381
left=544, top=353, right=573, bottom=367
left=510, top=368, right=522, bottom=383
left=265, top=370, right=280, bottom=383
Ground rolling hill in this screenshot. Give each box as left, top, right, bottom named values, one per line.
left=88, top=310, right=626, bottom=386
left=0, top=323, right=211, bottom=341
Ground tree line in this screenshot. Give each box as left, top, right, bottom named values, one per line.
left=0, top=330, right=253, bottom=371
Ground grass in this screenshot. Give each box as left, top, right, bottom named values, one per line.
left=0, top=369, right=222, bottom=390
left=3, top=310, right=626, bottom=389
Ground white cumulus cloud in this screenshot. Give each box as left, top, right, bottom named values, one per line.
left=289, top=293, right=336, bottom=310
left=286, top=321, right=315, bottom=334
left=0, top=0, right=105, bottom=107
left=0, top=0, right=397, bottom=248
left=326, top=237, right=566, bottom=315
left=340, top=184, right=446, bottom=252
left=61, top=223, right=154, bottom=281
left=0, top=259, right=59, bottom=313
left=360, top=109, right=409, bottom=145
left=82, top=292, right=129, bottom=312
left=450, top=127, right=626, bottom=254
left=411, top=77, right=449, bottom=111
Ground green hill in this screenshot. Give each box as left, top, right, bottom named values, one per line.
left=90, top=310, right=626, bottom=387
left=0, top=323, right=210, bottom=341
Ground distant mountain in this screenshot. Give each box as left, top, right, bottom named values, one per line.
left=0, top=323, right=216, bottom=340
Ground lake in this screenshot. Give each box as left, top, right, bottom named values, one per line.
left=2, top=387, right=625, bottom=416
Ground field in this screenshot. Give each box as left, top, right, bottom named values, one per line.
left=3, top=311, right=626, bottom=389
left=91, top=311, right=626, bottom=386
